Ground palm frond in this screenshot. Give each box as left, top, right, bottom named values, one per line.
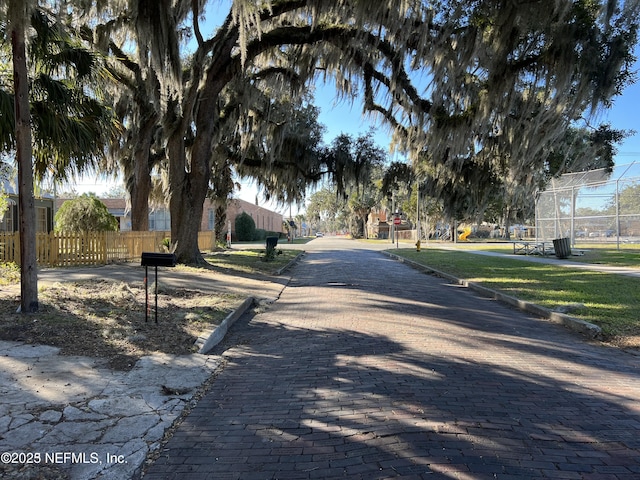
left=0, top=89, right=15, bottom=151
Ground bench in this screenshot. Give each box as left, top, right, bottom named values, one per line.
left=512, top=241, right=554, bottom=256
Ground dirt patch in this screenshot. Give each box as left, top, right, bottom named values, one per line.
left=604, top=335, right=640, bottom=350
left=0, top=280, right=243, bottom=370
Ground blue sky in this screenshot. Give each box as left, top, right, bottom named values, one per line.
left=600, top=44, right=640, bottom=161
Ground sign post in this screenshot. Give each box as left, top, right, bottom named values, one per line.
left=393, top=216, right=401, bottom=248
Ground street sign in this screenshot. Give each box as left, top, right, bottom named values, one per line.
left=393, top=217, right=401, bottom=225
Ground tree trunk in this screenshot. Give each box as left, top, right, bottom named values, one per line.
left=127, top=102, right=160, bottom=231
left=168, top=54, right=233, bottom=264
left=128, top=126, right=155, bottom=231
left=128, top=162, right=150, bottom=231
left=503, top=210, right=512, bottom=240
left=10, top=0, right=38, bottom=313
left=167, top=119, right=211, bottom=264
left=215, top=204, right=227, bottom=243
left=170, top=183, right=207, bottom=264
left=361, top=213, right=368, bottom=239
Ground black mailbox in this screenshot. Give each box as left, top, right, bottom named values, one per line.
left=141, top=252, right=176, bottom=323
left=266, top=236, right=278, bottom=249
left=141, top=252, right=176, bottom=267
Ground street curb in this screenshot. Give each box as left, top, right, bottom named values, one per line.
left=195, top=296, right=255, bottom=354
left=272, top=251, right=305, bottom=275
left=193, top=251, right=304, bottom=354
left=383, top=251, right=603, bottom=340
left=32, top=261, right=291, bottom=358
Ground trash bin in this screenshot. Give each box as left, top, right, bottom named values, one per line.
left=552, top=237, right=571, bottom=259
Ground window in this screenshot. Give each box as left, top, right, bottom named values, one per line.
left=208, top=209, right=215, bottom=230
left=36, top=207, right=48, bottom=232
left=149, top=209, right=170, bottom=231
left=0, top=203, right=14, bottom=232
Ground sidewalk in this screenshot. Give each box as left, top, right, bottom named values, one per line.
left=0, top=264, right=289, bottom=480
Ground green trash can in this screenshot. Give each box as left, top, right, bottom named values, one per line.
left=553, top=237, right=571, bottom=259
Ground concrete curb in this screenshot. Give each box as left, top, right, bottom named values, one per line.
left=196, top=297, right=255, bottom=354
left=272, top=251, right=305, bottom=276
left=194, top=251, right=304, bottom=354
left=383, top=251, right=603, bottom=340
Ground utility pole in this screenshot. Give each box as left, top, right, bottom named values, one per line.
left=391, top=191, right=395, bottom=244
left=416, top=182, right=420, bottom=239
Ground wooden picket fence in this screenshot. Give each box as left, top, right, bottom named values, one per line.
left=0, top=231, right=216, bottom=267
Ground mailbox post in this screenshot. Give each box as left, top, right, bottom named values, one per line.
left=141, top=252, right=176, bottom=323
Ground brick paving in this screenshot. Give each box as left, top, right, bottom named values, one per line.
left=142, top=240, right=640, bottom=479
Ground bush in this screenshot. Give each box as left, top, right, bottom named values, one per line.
left=55, top=194, right=118, bottom=232
left=253, top=229, right=267, bottom=241
left=235, top=212, right=256, bottom=241
left=160, top=237, right=172, bottom=252
left=262, top=246, right=282, bottom=262
left=0, top=262, right=20, bottom=285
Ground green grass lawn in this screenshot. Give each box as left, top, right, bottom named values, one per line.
left=569, top=247, right=640, bottom=268
left=445, top=241, right=640, bottom=268
left=387, top=247, right=640, bottom=347
left=228, top=237, right=314, bottom=246
left=201, top=248, right=301, bottom=275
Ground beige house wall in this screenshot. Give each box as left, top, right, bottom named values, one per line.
left=225, top=198, right=284, bottom=235
left=56, top=197, right=284, bottom=236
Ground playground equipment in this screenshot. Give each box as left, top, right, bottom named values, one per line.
left=458, top=227, right=472, bottom=241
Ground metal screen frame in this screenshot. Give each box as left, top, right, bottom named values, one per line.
left=535, top=161, right=640, bottom=248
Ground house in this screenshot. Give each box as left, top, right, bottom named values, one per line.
left=55, top=196, right=285, bottom=237
left=367, top=208, right=391, bottom=239
left=226, top=198, right=284, bottom=235
left=1, top=180, right=55, bottom=233
left=365, top=207, right=415, bottom=240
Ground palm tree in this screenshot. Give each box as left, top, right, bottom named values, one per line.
left=5, top=0, right=38, bottom=312
left=1, top=8, right=119, bottom=185
left=2, top=2, right=119, bottom=312
left=29, top=9, right=119, bottom=181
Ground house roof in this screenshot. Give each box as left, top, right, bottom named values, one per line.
left=2, top=178, right=16, bottom=195
left=54, top=196, right=285, bottom=218
left=3, top=178, right=55, bottom=199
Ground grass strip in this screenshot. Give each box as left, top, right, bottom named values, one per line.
left=441, top=242, right=640, bottom=268
left=388, top=248, right=640, bottom=344
left=201, top=249, right=301, bottom=275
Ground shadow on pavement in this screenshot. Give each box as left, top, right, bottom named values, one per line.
left=143, top=246, right=640, bottom=479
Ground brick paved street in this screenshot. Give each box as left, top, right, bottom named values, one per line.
left=142, top=239, right=640, bottom=479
